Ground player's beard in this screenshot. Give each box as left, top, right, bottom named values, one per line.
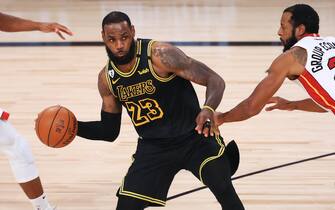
left=282, top=29, right=298, bottom=52
left=105, top=39, right=136, bottom=65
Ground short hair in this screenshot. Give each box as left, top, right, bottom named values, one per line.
left=284, top=4, right=319, bottom=33
left=102, top=11, right=131, bottom=30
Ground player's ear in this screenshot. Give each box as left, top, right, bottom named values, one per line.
left=295, top=24, right=306, bottom=39
left=101, top=30, right=105, bottom=41
left=131, top=25, right=135, bottom=37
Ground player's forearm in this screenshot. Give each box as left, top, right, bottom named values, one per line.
left=77, top=111, right=121, bottom=141
left=290, top=99, right=327, bottom=112
left=204, top=76, right=225, bottom=110
left=218, top=99, right=262, bottom=123
left=0, top=13, right=41, bottom=32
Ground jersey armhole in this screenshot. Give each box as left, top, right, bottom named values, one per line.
left=104, top=61, right=118, bottom=98
left=147, top=40, right=176, bottom=82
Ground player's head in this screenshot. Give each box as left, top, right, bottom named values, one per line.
left=278, top=4, right=319, bottom=52
left=101, top=11, right=136, bottom=65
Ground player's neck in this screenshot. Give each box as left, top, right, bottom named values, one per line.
left=116, top=56, right=137, bottom=73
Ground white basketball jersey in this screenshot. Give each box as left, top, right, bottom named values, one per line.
left=293, top=34, right=335, bottom=113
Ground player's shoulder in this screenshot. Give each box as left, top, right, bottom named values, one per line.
left=151, top=41, right=173, bottom=51
left=151, top=41, right=180, bottom=59
left=268, top=48, right=302, bottom=73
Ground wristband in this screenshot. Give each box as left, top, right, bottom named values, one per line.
left=202, top=105, right=215, bottom=113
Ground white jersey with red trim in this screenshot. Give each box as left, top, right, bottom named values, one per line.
left=293, top=34, right=335, bottom=113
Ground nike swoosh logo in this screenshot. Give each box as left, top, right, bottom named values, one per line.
left=112, top=77, right=120, bottom=85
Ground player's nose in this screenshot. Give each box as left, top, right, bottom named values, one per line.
left=277, top=27, right=283, bottom=37
left=115, top=40, right=124, bottom=50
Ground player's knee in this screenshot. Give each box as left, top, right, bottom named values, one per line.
left=0, top=121, right=19, bottom=149
left=3, top=130, right=38, bottom=183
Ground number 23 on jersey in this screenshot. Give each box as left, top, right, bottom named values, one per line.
left=125, top=98, right=164, bottom=126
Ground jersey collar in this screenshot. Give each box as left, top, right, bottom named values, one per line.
left=301, top=33, right=320, bottom=38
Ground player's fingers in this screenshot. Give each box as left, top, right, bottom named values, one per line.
left=202, top=126, right=210, bottom=137
left=210, top=124, right=220, bottom=136
left=57, top=24, right=74, bottom=36
left=265, top=105, right=276, bottom=111
left=195, top=117, right=204, bottom=134
left=56, top=31, right=66, bottom=40
left=202, top=120, right=211, bottom=137
left=195, top=124, right=203, bottom=134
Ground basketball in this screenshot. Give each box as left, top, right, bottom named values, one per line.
left=35, top=105, right=78, bottom=148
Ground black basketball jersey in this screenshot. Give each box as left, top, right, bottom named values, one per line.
left=105, top=39, right=201, bottom=138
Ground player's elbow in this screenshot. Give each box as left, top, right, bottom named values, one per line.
left=101, top=125, right=120, bottom=142
left=211, top=76, right=225, bottom=95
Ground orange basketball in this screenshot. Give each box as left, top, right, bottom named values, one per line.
left=35, top=105, right=78, bottom=148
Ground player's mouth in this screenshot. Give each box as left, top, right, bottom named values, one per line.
left=280, top=38, right=285, bottom=45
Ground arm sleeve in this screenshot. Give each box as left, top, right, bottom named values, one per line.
left=77, top=110, right=121, bottom=142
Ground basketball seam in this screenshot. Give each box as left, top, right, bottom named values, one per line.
left=47, top=106, right=62, bottom=146
left=53, top=107, right=71, bottom=148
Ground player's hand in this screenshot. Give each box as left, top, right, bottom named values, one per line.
left=38, top=22, right=73, bottom=40
left=265, top=96, right=294, bottom=111
left=195, top=108, right=219, bottom=137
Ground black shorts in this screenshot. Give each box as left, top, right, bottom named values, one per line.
left=116, top=129, right=227, bottom=206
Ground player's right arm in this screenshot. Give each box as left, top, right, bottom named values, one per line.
left=0, top=12, right=73, bottom=39
left=76, top=67, right=122, bottom=142
left=214, top=50, right=294, bottom=125
left=265, top=96, right=327, bottom=112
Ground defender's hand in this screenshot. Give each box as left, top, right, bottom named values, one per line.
left=265, top=96, right=294, bottom=111
left=213, top=111, right=224, bottom=126
left=39, top=22, right=73, bottom=40
left=195, top=108, right=219, bottom=137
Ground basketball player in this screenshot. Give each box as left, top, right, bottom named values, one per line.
left=0, top=12, right=72, bottom=210
left=76, top=11, right=244, bottom=210
left=214, top=4, right=334, bottom=125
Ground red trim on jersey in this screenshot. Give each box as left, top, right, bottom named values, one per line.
left=301, top=33, right=320, bottom=38
left=0, top=111, right=10, bottom=121
left=298, top=70, right=335, bottom=112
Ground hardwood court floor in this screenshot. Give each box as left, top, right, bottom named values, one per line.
left=0, top=1, right=335, bottom=210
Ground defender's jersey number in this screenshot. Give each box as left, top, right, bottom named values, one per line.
left=125, top=98, right=163, bottom=126
left=328, top=57, right=335, bottom=70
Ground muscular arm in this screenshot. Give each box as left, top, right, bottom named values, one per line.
left=76, top=67, right=122, bottom=141
left=151, top=42, right=225, bottom=109
left=0, top=12, right=40, bottom=32
left=97, top=68, right=122, bottom=114
left=151, top=42, right=225, bottom=136
left=216, top=50, right=298, bottom=124
left=265, top=47, right=327, bottom=113
left=0, top=12, right=72, bottom=39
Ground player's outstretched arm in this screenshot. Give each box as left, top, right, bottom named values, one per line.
left=0, top=12, right=73, bottom=39
left=76, top=67, right=122, bottom=142
left=150, top=42, right=225, bottom=137
left=265, top=96, right=327, bottom=112
left=215, top=50, right=297, bottom=125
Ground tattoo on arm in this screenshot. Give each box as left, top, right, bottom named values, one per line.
left=291, top=47, right=307, bottom=66
left=153, top=45, right=192, bottom=70
left=153, top=44, right=214, bottom=85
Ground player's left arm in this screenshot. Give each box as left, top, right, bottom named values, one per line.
left=0, top=12, right=73, bottom=39
left=265, top=96, right=327, bottom=112
left=150, top=42, right=225, bottom=137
